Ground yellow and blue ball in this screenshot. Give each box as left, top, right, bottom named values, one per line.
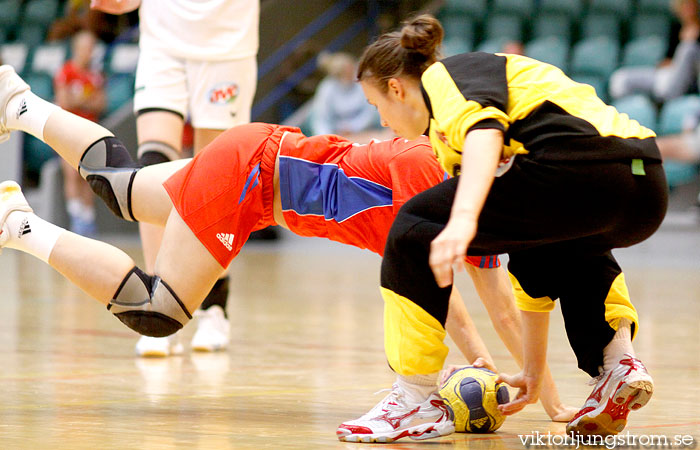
left=439, top=366, right=510, bottom=433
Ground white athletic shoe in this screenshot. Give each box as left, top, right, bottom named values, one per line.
left=336, top=384, right=455, bottom=443
left=135, top=334, right=184, bottom=358
left=567, top=354, right=654, bottom=436
left=0, top=181, right=32, bottom=254
left=0, top=65, right=30, bottom=144
left=190, top=305, right=230, bottom=352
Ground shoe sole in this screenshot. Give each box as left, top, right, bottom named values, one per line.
left=136, top=350, right=169, bottom=358
left=191, top=343, right=226, bottom=352
left=337, top=421, right=454, bottom=443
left=567, top=379, right=653, bottom=436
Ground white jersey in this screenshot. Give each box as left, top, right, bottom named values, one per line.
left=138, top=0, right=259, bottom=61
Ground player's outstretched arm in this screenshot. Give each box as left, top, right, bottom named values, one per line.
left=464, top=264, right=577, bottom=422
left=445, top=288, right=495, bottom=370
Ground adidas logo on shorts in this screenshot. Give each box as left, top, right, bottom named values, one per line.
left=217, top=233, right=234, bottom=251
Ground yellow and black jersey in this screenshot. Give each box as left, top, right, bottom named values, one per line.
left=420, top=52, right=660, bottom=176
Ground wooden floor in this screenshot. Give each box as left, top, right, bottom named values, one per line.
left=0, top=212, right=699, bottom=449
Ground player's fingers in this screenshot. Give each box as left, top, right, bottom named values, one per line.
left=439, top=365, right=463, bottom=385
left=498, top=398, right=528, bottom=416
left=473, top=357, right=497, bottom=372
left=495, top=373, right=515, bottom=386
left=432, top=264, right=453, bottom=287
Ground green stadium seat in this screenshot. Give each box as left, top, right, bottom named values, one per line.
left=23, top=135, right=55, bottom=177
left=581, top=13, right=620, bottom=42
left=638, top=0, right=673, bottom=16
left=491, top=0, right=535, bottom=18
left=612, top=94, right=658, bottom=131
left=525, top=37, right=569, bottom=72
left=441, top=0, right=488, bottom=19
left=442, top=16, right=476, bottom=46
left=476, top=37, right=509, bottom=54
left=23, top=0, right=59, bottom=26
left=17, top=24, right=47, bottom=48
left=21, top=72, right=56, bottom=177
left=106, top=73, right=135, bottom=115
left=621, top=36, right=666, bottom=68
left=658, top=95, right=700, bottom=135
left=484, top=14, right=523, bottom=43
left=539, top=0, right=584, bottom=18
left=630, top=14, right=671, bottom=42
left=23, top=72, right=53, bottom=99
left=663, top=161, right=699, bottom=188
left=588, top=0, right=633, bottom=18
left=571, top=36, right=620, bottom=79
left=532, top=13, right=572, bottom=43
left=442, top=38, right=472, bottom=57
left=571, top=74, right=609, bottom=102
left=0, top=0, right=21, bottom=30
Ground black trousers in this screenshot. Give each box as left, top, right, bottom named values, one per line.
left=381, top=157, right=668, bottom=376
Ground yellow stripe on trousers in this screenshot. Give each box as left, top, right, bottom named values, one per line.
left=510, top=271, right=639, bottom=339
left=381, top=287, right=448, bottom=376
left=605, top=273, right=639, bottom=339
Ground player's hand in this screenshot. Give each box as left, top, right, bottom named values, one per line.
left=429, top=215, right=477, bottom=287
left=495, top=371, right=541, bottom=416
left=90, top=0, right=141, bottom=14
left=439, top=357, right=497, bottom=385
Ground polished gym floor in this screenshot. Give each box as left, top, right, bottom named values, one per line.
left=0, top=209, right=698, bottom=449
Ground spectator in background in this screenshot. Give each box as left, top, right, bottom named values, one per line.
left=609, top=0, right=700, bottom=102
left=54, top=29, right=105, bottom=236
left=309, top=52, right=382, bottom=140
left=502, top=40, right=525, bottom=56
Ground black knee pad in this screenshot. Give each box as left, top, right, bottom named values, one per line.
left=137, top=141, right=181, bottom=166
left=78, top=136, right=141, bottom=221
left=107, top=267, right=192, bottom=337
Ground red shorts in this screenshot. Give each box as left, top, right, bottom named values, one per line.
left=163, top=123, right=296, bottom=268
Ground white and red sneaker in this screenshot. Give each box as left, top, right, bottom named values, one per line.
left=567, top=354, right=653, bottom=436
left=336, top=383, right=455, bottom=443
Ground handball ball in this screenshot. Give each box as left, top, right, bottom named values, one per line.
left=439, top=366, right=510, bottom=433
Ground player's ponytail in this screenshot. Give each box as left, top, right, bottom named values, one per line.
left=400, top=14, right=443, bottom=58
left=357, top=14, right=443, bottom=91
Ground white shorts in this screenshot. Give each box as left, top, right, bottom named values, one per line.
left=134, top=46, right=257, bottom=130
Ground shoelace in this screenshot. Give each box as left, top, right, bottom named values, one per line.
left=588, top=372, right=606, bottom=386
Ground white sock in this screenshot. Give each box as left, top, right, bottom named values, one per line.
left=5, top=90, right=59, bottom=141
left=603, top=319, right=635, bottom=372
left=397, top=373, right=438, bottom=403
left=4, top=210, right=64, bottom=263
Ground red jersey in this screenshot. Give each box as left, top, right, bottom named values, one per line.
left=54, top=61, right=104, bottom=121
left=278, top=133, right=445, bottom=255
left=164, top=123, right=500, bottom=269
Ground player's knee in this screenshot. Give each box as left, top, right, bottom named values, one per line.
left=137, top=140, right=181, bottom=166
left=385, top=209, right=421, bottom=252
left=78, top=136, right=141, bottom=221
left=107, top=267, right=192, bottom=337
